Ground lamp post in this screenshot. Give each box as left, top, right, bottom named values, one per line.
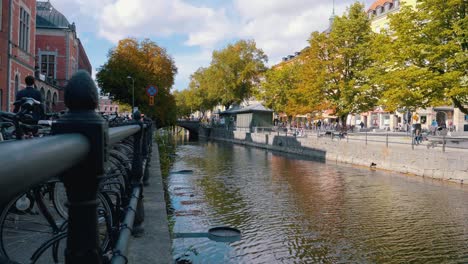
left=127, top=76, right=135, bottom=113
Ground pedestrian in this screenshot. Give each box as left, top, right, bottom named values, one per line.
left=317, top=120, right=322, bottom=130
left=360, top=121, right=364, bottom=129
left=13, top=75, right=44, bottom=121
left=431, top=119, right=438, bottom=135
left=414, top=128, right=422, bottom=144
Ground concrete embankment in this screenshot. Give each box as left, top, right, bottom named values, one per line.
left=200, top=128, right=468, bottom=183
left=128, top=143, right=172, bottom=264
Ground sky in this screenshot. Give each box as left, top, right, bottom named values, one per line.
left=51, top=0, right=376, bottom=91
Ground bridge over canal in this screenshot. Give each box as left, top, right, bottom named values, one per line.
left=176, top=120, right=200, bottom=139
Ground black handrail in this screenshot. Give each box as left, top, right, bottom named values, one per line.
left=0, top=70, right=154, bottom=264
left=0, top=134, right=89, bottom=204
left=109, top=125, right=141, bottom=145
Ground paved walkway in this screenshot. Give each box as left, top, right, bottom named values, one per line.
left=128, top=144, right=172, bottom=264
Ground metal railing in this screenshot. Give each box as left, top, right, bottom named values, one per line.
left=0, top=71, right=154, bottom=264
left=240, top=126, right=468, bottom=152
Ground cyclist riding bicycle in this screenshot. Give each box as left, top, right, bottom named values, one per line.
left=13, top=75, right=44, bottom=122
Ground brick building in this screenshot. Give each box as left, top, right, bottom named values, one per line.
left=35, top=0, right=91, bottom=111
left=99, top=96, right=120, bottom=114
left=0, top=0, right=91, bottom=112
left=0, top=0, right=37, bottom=111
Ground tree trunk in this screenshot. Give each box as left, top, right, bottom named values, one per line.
left=452, top=97, right=468, bottom=115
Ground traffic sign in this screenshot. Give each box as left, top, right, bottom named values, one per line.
left=146, top=85, right=157, bottom=97
left=149, top=96, right=154, bottom=106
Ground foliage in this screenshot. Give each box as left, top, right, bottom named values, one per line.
left=154, top=132, right=176, bottom=233
left=377, top=0, right=468, bottom=113
left=256, top=63, right=304, bottom=116
left=174, top=40, right=267, bottom=118
left=300, top=2, right=375, bottom=123
left=96, top=38, right=178, bottom=126
left=208, top=40, right=268, bottom=109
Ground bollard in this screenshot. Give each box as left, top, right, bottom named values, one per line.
left=365, top=131, right=367, bottom=145
left=386, top=132, right=388, bottom=148
left=442, top=135, right=446, bottom=152
left=52, top=70, right=107, bottom=264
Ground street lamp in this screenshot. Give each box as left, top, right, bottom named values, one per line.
left=127, top=76, right=135, bottom=113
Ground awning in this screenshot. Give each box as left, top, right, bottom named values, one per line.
left=433, top=107, right=454, bottom=111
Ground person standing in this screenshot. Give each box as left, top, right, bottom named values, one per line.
left=13, top=76, right=44, bottom=120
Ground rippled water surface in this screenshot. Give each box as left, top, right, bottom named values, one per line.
left=169, top=141, right=468, bottom=263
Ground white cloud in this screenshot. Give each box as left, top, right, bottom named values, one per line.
left=95, top=0, right=232, bottom=47
left=233, top=0, right=365, bottom=65
left=47, top=0, right=378, bottom=89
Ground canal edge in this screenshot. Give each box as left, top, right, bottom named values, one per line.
left=127, top=142, right=173, bottom=264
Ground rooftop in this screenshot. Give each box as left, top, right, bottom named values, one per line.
left=36, top=1, right=71, bottom=29
left=368, top=0, right=393, bottom=12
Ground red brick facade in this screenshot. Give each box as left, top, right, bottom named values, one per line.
left=0, top=0, right=37, bottom=111
left=99, top=97, right=120, bottom=114
left=0, top=1, right=91, bottom=112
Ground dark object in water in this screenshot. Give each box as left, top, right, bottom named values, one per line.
left=370, top=162, right=377, bottom=168
left=174, top=226, right=241, bottom=243
left=171, top=169, right=194, bottom=174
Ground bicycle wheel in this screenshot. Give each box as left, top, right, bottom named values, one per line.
left=52, top=181, right=68, bottom=220
left=0, top=191, right=113, bottom=263
left=0, top=190, right=63, bottom=263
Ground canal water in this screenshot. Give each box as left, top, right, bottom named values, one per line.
left=169, top=140, right=468, bottom=263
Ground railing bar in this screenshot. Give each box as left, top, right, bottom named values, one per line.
left=0, top=134, right=89, bottom=204
left=111, top=185, right=141, bottom=264
left=109, top=125, right=141, bottom=146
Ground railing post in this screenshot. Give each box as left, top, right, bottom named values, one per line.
left=142, top=119, right=153, bottom=186
left=442, top=135, right=446, bottom=152
left=131, top=111, right=145, bottom=235
left=51, top=70, right=107, bottom=264
left=365, top=131, right=368, bottom=145
left=386, top=132, right=388, bottom=148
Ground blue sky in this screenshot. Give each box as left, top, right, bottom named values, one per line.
left=51, top=0, right=376, bottom=91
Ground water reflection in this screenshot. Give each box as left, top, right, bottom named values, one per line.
left=170, top=141, right=468, bottom=263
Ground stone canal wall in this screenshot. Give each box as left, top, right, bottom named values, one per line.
left=200, top=128, right=468, bottom=183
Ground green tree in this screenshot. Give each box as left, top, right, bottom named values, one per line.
left=380, top=0, right=468, bottom=113
left=209, top=40, right=268, bottom=109
left=96, top=38, right=178, bottom=126
left=187, top=67, right=219, bottom=117
left=173, top=89, right=191, bottom=118
left=301, top=3, right=375, bottom=123
left=256, top=63, right=303, bottom=116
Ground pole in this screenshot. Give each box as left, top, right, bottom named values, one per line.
left=442, top=135, right=446, bottom=152
left=386, top=132, right=388, bottom=148
left=132, top=78, right=135, bottom=113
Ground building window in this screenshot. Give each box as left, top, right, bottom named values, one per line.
left=14, top=75, right=19, bottom=94
left=46, top=90, right=51, bottom=112
left=40, top=53, right=56, bottom=79
left=19, top=8, right=30, bottom=51
left=52, top=92, right=57, bottom=106
left=40, top=87, right=45, bottom=100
